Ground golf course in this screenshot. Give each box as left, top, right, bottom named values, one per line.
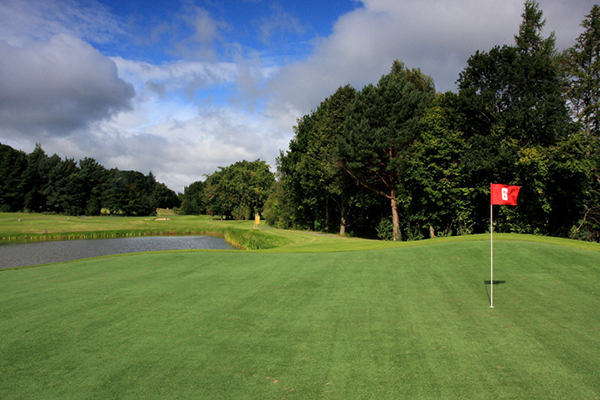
left=1, top=213, right=599, bottom=399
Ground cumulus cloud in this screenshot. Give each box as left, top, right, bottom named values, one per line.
left=43, top=104, right=290, bottom=192
left=266, top=0, right=597, bottom=119
left=0, top=33, right=135, bottom=138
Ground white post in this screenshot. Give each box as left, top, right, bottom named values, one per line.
left=490, top=204, right=494, bottom=308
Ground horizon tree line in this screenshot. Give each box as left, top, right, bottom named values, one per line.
left=0, top=142, right=180, bottom=216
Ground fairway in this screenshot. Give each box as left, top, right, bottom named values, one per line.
left=1, top=238, right=599, bottom=399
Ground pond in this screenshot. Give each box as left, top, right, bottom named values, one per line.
left=0, top=236, right=236, bottom=269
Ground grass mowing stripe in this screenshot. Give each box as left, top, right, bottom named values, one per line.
left=1, top=241, right=599, bottom=399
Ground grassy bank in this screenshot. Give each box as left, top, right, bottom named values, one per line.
left=0, top=212, right=235, bottom=241
left=3, top=211, right=600, bottom=253
left=0, top=213, right=290, bottom=250
left=1, top=239, right=599, bottom=399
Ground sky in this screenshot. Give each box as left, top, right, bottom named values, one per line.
left=0, top=0, right=596, bottom=193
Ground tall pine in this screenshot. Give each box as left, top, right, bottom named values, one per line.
left=336, top=61, right=435, bottom=241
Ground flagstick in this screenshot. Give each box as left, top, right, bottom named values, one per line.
left=490, top=203, right=494, bottom=308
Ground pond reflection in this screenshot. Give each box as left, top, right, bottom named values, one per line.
left=0, top=236, right=236, bottom=269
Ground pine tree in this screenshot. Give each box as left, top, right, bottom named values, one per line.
left=562, top=5, right=600, bottom=136
left=336, top=61, right=435, bottom=241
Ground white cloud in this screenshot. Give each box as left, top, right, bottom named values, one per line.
left=266, top=0, right=597, bottom=119
left=112, top=57, right=240, bottom=95
left=0, top=33, right=134, bottom=138
left=72, top=106, right=289, bottom=192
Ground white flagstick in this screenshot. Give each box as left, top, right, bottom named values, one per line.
left=490, top=203, right=494, bottom=308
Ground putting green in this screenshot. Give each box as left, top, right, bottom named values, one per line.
left=1, top=238, right=599, bottom=399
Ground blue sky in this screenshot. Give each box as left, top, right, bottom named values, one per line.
left=0, top=0, right=596, bottom=192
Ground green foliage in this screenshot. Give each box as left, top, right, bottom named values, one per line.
left=458, top=1, right=571, bottom=149
left=103, top=169, right=158, bottom=216
left=405, top=98, right=476, bottom=237
left=232, top=204, right=251, bottom=221
left=153, top=182, right=180, bottom=209
left=204, top=159, right=275, bottom=220
left=452, top=0, right=589, bottom=237
left=0, top=143, right=178, bottom=217
left=180, top=180, right=206, bottom=215
left=274, top=85, right=367, bottom=234
left=20, top=143, right=50, bottom=212
left=336, top=60, right=436, bottom=240
left=376, top=218, right=394, bottom=241
left=268, top=2, right=600, bottom=242
left=0, top=143, right=27, bottom=211
left=5, top=2, right=600, bottom=242
left=262, top=181, right=292, bottom=228
left=561, top=4, right=600, bottom=135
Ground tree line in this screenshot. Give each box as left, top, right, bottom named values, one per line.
left=179, top=159, right=275, bottom=220
left=0, top=140, right=274, bottom=219
left=0, top=143, right=180, bottom=216
left=262, top=1, right=600, bottom=242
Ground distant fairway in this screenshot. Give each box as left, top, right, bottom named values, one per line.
left=1, top=234, right=599, bottom=399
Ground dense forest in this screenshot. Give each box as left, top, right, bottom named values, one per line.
left=2, top=1, right=599, bottom=242
left=0, top=140, right=274, bottom=221
left=0, top=143, right=180, bottom=216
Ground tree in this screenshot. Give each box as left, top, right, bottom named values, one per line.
left=20, top=144, right=50, bottom=212
left=275, top=85, right=362, bottom=234
left=335, top=61, right=435, bottom=240
left=0, top=143, right=27, bottom=211
left=204, top=160, right=275, bottom=220
left=104, top=169, right=157, bottom=216
left=180, top=180, right=206, bottom=215
left=277, top=112, right=321, bottom=229
left=458, top=0, right=571, bottom=148
left=78, top=157, right=107, bottom=215
left=45, top=156, right=80, bottom=214
left=455, top=0, right=575, bottom=234
left=562, top=4, right=600, bottom=136
left=405, top=94, right=475, bottom=238
left=313, top=85, right=364, bottom=235
left=154, top=182, right=180, bottom=209
left=262, top=179, right=298, bottom=228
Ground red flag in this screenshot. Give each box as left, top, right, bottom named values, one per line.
left=490, top=184, right=520, bottom=206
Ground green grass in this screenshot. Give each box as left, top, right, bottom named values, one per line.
left=0, top=212, right=241, bottom=240
left=156, top=208, right=176, bottom=218
left=3, top=212, right=600, bottom=253
left=0, top=213, right=291, bottom=250
left=1, top=231, right=600, bottom=398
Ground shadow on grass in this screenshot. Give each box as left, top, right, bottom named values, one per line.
left=484, top=280, right=506, bottom=306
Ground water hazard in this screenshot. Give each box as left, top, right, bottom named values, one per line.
left=0, top=236, right=236, bottom=269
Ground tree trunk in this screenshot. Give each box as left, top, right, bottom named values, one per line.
left=391, top=192, right=400, bottom=241
left=340, top=203, right=347, bottom=236
left=325, top=195, right=330, bottom=233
